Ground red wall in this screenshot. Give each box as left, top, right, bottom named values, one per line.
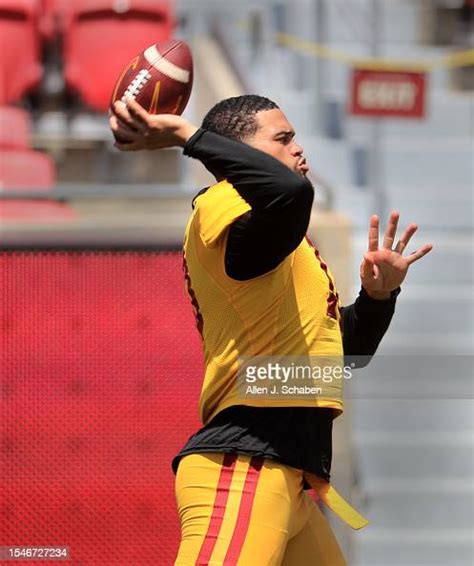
left=1, top=251, right=204, bottom=565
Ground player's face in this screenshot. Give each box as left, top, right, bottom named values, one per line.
left=246, top=109, right=309, bottom=177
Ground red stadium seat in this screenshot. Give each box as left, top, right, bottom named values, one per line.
left=39, top=0, right=69, bottom=40
left=0, top=199, right=76, bottom=220
left=39, top=0, right=64, bottom=40
left=0, top=148, right=55, bottom=188
left=63, top=0, right=174, bottom=111
left=0, top=0, right=43, bottom=104
left=0, top=106, right=31, bottom=149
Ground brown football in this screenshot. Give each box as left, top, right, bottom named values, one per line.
left=111, top=39, right=193, bottom=116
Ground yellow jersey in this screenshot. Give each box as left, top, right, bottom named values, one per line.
left=183, top=180, right=344, bottom=425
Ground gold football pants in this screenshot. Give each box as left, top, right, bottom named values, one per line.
left=174, top=453, right=348, bottom=566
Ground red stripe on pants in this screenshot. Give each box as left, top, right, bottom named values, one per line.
left=195, top=453, right=237, bottom=565
left=223, top=457, right=263, bottom=564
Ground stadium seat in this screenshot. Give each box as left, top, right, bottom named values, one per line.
left=0, top=148, right=55, bottom=188
left=39, top=0, right=70, bottom=40
left=39, top=0, right=64, bottom=40
left=63, top=0, right=174, bottom=111
left=0, top=106, right=31, bottom=149
left=0, top=199, right=76, bottom=220
left=0, top=0, right=43, bottom=104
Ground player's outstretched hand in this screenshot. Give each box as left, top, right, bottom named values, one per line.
left=360, top=211, right=433, bottom=300
left=109, top=97, right=198, bottom=151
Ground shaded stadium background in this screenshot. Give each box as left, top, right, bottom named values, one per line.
left=0, top=1, right=473, bottom=565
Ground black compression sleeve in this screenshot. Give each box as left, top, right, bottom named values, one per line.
left=184, top=129, right=314, bottom=280
left=341, top=287, right=400, bottom=361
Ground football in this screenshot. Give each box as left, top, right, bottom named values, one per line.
left=111, top=39, right=193, bottom=116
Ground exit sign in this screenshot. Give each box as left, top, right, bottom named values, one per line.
left=349, top=68, right=426, bottom=119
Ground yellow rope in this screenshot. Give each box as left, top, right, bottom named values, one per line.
left=276, top=32, right=474, bottom=71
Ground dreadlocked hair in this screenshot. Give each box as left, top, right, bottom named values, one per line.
left=201, top=95, right=279, bottom=142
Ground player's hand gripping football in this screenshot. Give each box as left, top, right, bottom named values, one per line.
left=109, top=97, right=198, bottom=150
left=360, top=212, right=433, bottom=300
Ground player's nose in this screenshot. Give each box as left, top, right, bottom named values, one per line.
left=291, top=141, right=304, bottom=156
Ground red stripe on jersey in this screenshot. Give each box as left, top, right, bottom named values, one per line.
left=305, top=237, right=340, bottom=320
left=223, top=457, right=263, bottom=564
left=182, top=251, right=204, bottom=338
left=195, top=453, right=237, bottom=565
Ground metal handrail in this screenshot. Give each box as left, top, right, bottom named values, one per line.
left=0, top=184, right=196, bottom=200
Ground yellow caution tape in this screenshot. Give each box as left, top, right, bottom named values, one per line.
left=276, top=32, right=474, bottom=71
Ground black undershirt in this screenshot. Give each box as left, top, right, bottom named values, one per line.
left=172, top=129, right=398, bottom=482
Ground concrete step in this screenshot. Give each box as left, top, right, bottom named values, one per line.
left=385, top=295, right=473, bottom=334
left=354, top=440, right=474, bottom=480
left=325, top=0, right=424, bottom=45
left=354, top=528, right=474, bottom=566
left=346, top=353, right=473, bottom=399
left=344, top=283, right=474, bottom=334
left=381, top=180, right=473, bottom=201
left=375, top=333, right=474, bottom=354
left=335, top=189, right=473, bottom=231
left=364, top=486, right=474, bottom=530
left=329, top=146, right=473, bottom=215
left=383, top=146, right=472, bottom=190
left=352, top=399, right=474, bottom=434
left=381, top=4, right=426, bottom=43
left=382, top=199, right=473, bottom=232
